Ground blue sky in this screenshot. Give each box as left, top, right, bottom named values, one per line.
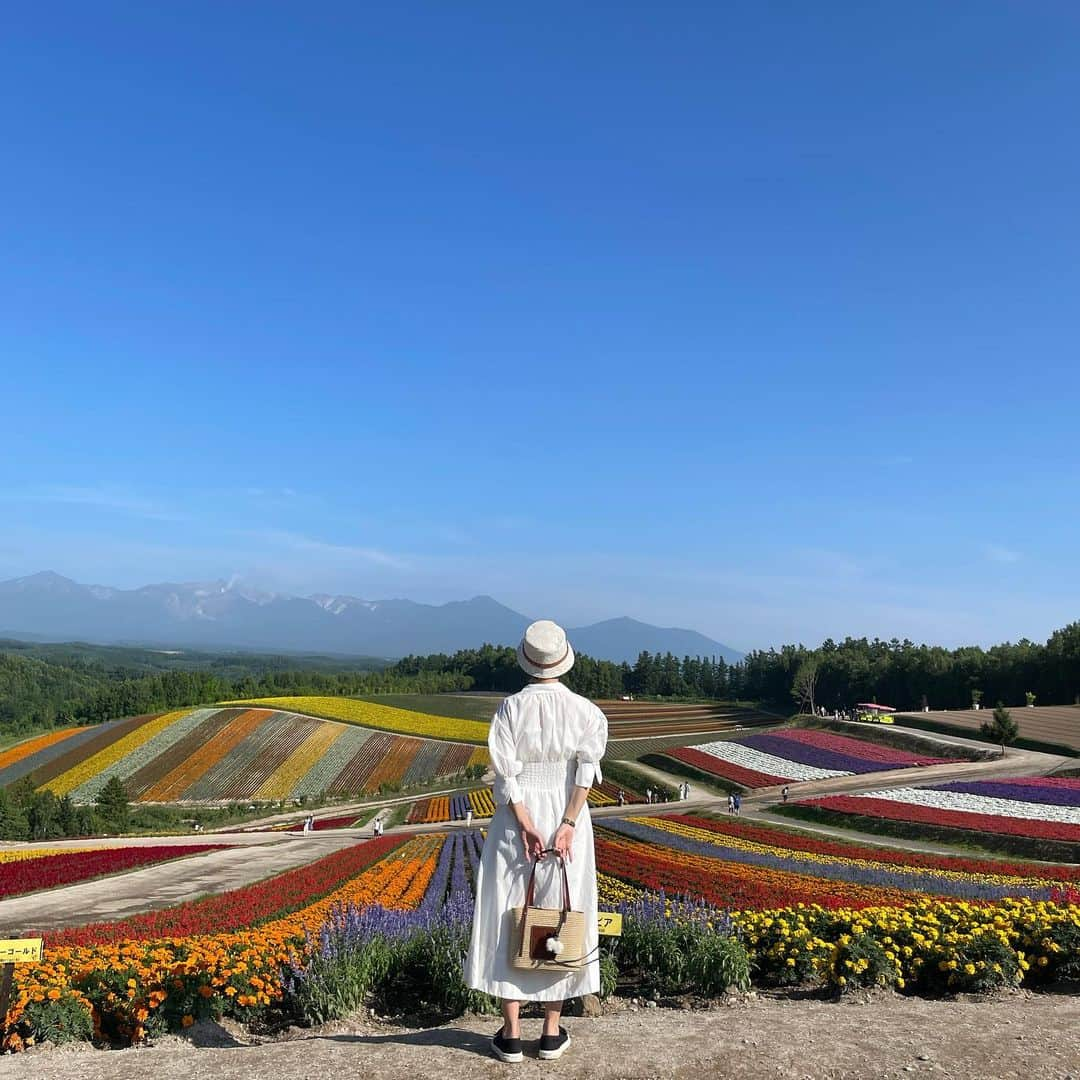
left=2, top=3, right=1078, bottom=651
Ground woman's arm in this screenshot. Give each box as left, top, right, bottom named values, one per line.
left=509, top=798, right=547, bottom=861
left=489, top=700, right=546, bottom=861
left=551, top=784, right=589, bottom=861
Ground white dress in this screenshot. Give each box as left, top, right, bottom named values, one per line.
left=465, top=681, right=608, bottom=1001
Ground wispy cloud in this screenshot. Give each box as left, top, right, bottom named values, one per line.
left=984, top=545, right=1022, bottom=564
left=1, top=486, right=185, bottom=521
left=261, top=529, right=410, bottom=570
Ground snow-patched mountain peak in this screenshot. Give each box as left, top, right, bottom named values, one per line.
left=310, top=594, right=379, bottom=615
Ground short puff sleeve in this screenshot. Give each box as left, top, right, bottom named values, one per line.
left=574, top=704, right=608, bottom=789
left=488, top=699, right=524, bottom=804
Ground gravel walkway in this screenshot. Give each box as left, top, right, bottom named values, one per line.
left=0, top=993, right=1076, bottom=1080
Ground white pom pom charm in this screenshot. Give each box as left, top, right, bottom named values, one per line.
left=545, top=936, right=564, bottom=956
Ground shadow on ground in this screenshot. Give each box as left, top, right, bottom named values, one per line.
left=321, top=1027, right=491, bottom=1056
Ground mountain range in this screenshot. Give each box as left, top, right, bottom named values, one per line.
left=0, top=572, right=743, bottom=665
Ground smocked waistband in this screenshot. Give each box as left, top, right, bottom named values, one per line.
left=514, top=760, right=575, bottom=788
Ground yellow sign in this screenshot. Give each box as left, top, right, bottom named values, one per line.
left=597, top=912, right=623, bottom=937
left=0, top=938, right=43, bottom=964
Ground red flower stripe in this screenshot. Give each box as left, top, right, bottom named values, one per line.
left=804, top=796, right=1080, bottom=843
left=772, top=728, right=951, bottom=766
left=0, top=845, right=226, bottom=901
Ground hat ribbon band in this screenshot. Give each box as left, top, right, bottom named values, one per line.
left=522, top=642, right=570, bottom=669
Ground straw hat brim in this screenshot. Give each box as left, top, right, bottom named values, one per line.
left=516, top=640, right=575, bottom=679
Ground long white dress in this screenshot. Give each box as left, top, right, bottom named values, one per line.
left=465, top=681, right=608, bottom=1001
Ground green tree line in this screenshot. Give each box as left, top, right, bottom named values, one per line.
left=390, top=621, right=1080, bottom=710
left=3, top=620, right=1079, bottom=741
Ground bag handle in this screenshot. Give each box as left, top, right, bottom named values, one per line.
left=521, top=848, right=571, bottom=912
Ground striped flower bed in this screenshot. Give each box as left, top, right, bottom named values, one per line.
left=123, top=709, right=243, bottom=798
left=140, top=709, right=272, bottom=802
left=661, top=728, right=953, bottom=790
left=0, top=729, right=82, bottom=774
left=674, top=740, right=849, bottom=786
left=68, top=709, right=216, bottom=801
left=254, top=723, right=344, bottom=801
left=407, top=788, right=498, bottom=824
left=29, top=714, right=165, bottom=790
left=739, top=729, right=951, bottom=774
left=289, top=726, right=371, bottom=799
left=186, top=712, right=321, bottom=801
left=363, top=737, right=423, bottom=793
left=327, top=733, right=395, bottom=794
left=804, top=779, right=1080, bottom=843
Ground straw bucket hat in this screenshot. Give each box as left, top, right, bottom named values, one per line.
left=517, top=619, right=575, bottom=679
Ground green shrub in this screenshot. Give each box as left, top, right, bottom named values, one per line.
left=19, top=994, right=94, bottom=1046
left=619, top=902, right=749, bottom=995
left=599, top=950, right=618, bottom=999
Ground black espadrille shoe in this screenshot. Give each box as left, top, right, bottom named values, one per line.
left=538, top=1026, right=571, bottom=1061
left=491, top=1028, right=524, bottom=1063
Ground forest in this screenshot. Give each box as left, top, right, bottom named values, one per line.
left=2, top=621, right=1079, bottom=739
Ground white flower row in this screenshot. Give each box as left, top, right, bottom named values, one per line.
left=71, top=708, right=217, bottom=801
left=692, top=739, right=851, bottom=782
left=289, top=723, right=372, bottom=798
left=850, top=786, right=1080, bottom=825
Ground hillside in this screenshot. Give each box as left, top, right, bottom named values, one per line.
left=2, top=703, right=489, bottom=804
left=0, top=695, right=780, bottom=805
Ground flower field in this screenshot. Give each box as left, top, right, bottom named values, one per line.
left=406, top=788, right=499, bottom=824
left=220, top=695, right=491, bottom=744
left=0, top=844, right=225, bottom=900
left=3, top=818, right=1078, bottom=1052
left=595, top=814, right=1080, bottom=909
left=3, top=707, right=489, bottom=805
left=802, top=776, right=1080, bottom=843
left=0, top=728, right=82, bottom=775
left=660, top=728, right=953, bottom=789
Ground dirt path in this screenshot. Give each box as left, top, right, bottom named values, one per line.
left=0, top=833, right=361, bottom=934
left=2, top=993, right=1076, bottom=1080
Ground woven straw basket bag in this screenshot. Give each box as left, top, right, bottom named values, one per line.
left=510, top=851, right=587, bottom=972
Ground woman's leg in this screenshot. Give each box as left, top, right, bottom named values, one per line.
left=501, top=998, right=521, bottom=1038
left=542, top=999, right=563, bottom=1037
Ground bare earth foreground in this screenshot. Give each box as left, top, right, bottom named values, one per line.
left=2, top=994, right=1077, bottom=1080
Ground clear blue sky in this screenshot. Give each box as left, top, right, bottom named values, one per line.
left=3, top=3, right=1078, bottom=652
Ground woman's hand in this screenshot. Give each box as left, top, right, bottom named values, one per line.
left=551, top=822, right=575, bottom=862
left=519, top=822, right=546, bottom=862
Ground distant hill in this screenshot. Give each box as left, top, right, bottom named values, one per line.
left=0, top=571, right=743, bottom=665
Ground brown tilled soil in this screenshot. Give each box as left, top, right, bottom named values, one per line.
left=2, top=992, right=1077, bottom=1080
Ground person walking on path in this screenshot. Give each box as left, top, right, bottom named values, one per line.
left=465, top=620, right=608, bottom=1064
left=465, top=805, right=474, bottom=828
left=781, top=785, right=790, bottom=804
left=727, top=792, right=735, bottom=815
left=733, top=792, right=742, bottom=816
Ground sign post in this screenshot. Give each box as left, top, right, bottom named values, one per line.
left=0, top=938, right=44, bottom=1032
